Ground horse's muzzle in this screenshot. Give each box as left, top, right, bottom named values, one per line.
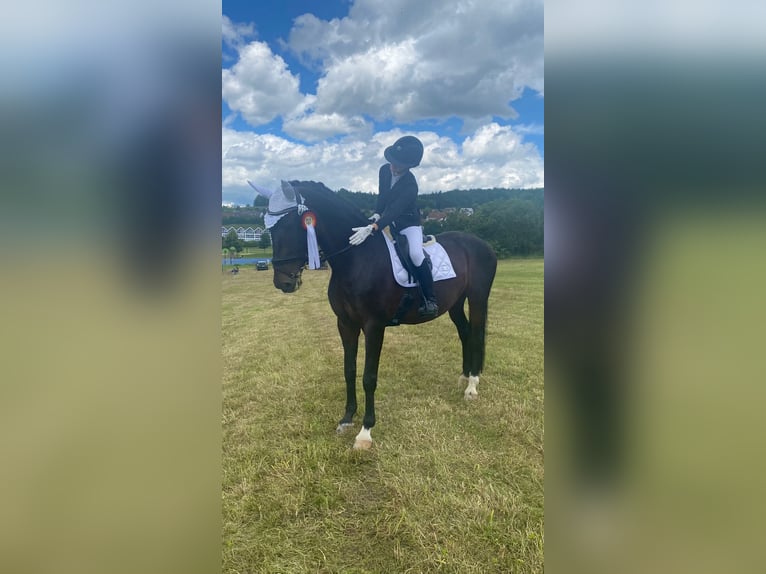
left=274, top=272, right=302, bottom=293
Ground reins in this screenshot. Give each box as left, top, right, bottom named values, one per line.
left=271, top=242, right=355, bottom=266
left=270, top=253, right=309, bottom=265
left=320, top=244, right=354, bottom=262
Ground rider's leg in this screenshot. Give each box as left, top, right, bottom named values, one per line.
left=400, top=226, right=437, bottom=316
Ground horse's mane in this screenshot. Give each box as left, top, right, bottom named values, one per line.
left=290, top=180, right=368, bottom=228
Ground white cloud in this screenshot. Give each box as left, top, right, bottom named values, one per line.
left=223, top=123, right=543, bottom=206
left=455, top=123, right=544, bottom=188
left=222, top=15, right=255, bottom=49
left=222, top=41, right=307, bottom=126
left=463, top=123, right=522, bottom=158
left=221, top=2, right=543, bottom=194
left=283, top=112, right=371, bottom=142
left=513, top=123, right=545, bottom=136
left=223, top=0, right=543, bottom=139
left=289, top=0, right=544, bottom=122
left=311, top=40, right=421, bottom=120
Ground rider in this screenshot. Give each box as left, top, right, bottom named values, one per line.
left=348, top=135, right=438, bottom=317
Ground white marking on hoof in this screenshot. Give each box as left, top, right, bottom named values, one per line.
left=464, top=375, right=479, bottom=400
left=353, top=427, right=373, bottom=450
left=336, top=422, right=354, bottom=434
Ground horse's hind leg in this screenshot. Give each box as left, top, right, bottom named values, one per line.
left=462, top=278, right=494, bottom=399
left=448, top=296, right=472, bottom=389
left=449, top=296, right=480, bottom=400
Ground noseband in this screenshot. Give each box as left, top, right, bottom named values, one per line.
left=270, top=253, right=308, bottom=266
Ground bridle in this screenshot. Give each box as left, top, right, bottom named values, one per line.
left=269, top=203, right=355, bottom=267
left=271, top=242, right=354, bottom=266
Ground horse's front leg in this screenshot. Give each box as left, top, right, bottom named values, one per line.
left=354, top=323, right=386, bottom=450
left=336, top=319, right=360, bottom=433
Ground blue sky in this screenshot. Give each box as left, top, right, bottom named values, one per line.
left=222, top=0, right=544, bottom=206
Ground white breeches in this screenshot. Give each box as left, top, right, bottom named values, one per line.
left=399, top=226, right=425, bottom=267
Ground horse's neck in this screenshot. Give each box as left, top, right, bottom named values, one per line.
left=310, top=204, right=363, bottom=257
left=321, top=232, right=384, bottom=278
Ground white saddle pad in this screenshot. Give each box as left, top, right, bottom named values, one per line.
left=382, top=228, right=457, bottom=288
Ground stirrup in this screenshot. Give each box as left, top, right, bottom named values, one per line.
left=418, top=299, right=438, bottom=317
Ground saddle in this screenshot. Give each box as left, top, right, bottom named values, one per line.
left=387, top=229, right=433, bottom=326
left=390, top=230, right=432, bottom=283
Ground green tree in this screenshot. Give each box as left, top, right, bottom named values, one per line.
left=258, top=232, right=271, bottom=252
left=469, top=199, right=543, bottom=257
left=422, top=219, right=443, bottom=236
left=223, top=229, right=244, bottom=254
left=442, top=211, right=472, bottom=233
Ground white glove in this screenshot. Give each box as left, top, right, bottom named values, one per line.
left=349, top=224, right=374, bottom=245
left=368, top=213, right=380, bottom=223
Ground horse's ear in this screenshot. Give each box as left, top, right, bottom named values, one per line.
left=247, top=180, right=274, bottom=199
left=281, top=180, right=296, bottom=202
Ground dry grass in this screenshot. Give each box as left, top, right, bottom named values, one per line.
left=222, top=259, right=543, bottom=573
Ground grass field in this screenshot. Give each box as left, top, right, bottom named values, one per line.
left=222, top=258, right=544, bottom=573
left=240, top=246, right=273, bottom=258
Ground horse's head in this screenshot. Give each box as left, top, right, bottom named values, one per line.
left=269, top=210, right=307, bottom=293
left=249, top=179, right=307, bottom=293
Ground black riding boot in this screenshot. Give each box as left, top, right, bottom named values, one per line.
left=414, top=261, right=438, bottom=317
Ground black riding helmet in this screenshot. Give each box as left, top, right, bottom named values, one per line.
left=384, top=135, right=424, bottom=168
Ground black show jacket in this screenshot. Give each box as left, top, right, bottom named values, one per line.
left=375, top=164, right=422, bottom=231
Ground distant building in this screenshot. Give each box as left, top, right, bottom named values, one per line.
left=221, top=226, right=270, bottom=242
left=424, top=208, right=473, bottom=221
left=425, top=210, right=448, bottom=222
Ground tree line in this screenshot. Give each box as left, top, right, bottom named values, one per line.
left=222, top=205, right=265, bottom=225
left=226, top=186, right=544, bottom=258
left=332, top=189, right=544, bottom=257
left=222, top=228, right=270, bottom=255
left=422, top=198, right=543, bottom=257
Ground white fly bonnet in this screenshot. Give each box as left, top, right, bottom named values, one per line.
left=247, top=179, right=318, bottom=269
left=248, top=180, right=308, bottom=228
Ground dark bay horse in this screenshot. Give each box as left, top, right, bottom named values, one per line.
left=255, top=180, right=497, bottom=449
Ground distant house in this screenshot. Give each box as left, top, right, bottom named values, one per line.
left=424, top=208, right=474, bottom=221
left=425, top=210, right=448, bottom=222
left=221, top=226, right=270, bottom=242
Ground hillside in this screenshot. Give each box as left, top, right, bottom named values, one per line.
left=226, top=187, right=544, bottom=223
left=222, top=206, right=266, bottom=225
left=225, top=187, right=544, bottom=257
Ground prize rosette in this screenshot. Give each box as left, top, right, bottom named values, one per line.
left=301, top=211, right=317, bottom=230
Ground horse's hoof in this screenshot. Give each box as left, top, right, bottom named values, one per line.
left=353, top=438, right=373, bottom=450
left=463, top=375, right=479, bottom=400
left=336, top=423, right=354, bottom=434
